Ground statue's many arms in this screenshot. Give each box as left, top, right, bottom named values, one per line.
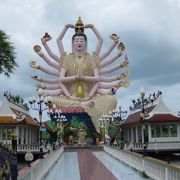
left=30, top=17, right=130, bottom=133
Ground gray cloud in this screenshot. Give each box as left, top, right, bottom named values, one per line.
left=0, top=0, right=180, bottom=116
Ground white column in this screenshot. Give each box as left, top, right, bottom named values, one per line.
left=21, top=126, right=24, bottom=144
left=148, top=124, right=151, bottom=143
left=142, top=125, right=144, bottom=143
left=126, top=128, right=129, bottom=142
left=38, top=128, right=40, bottom=144
left=129, top=128, right=131, bottom=142
left=27, top=126, right=30, bottom=144
left=168, top=125, right=171, bottom=137
left=0, top=127, right=2, bottom=140
left=19, top=126, right=21, bottom=144
left=160, top=125, right=163, bottom=137
left=131, top=127, right=133, bottom=142
left=31, top=128, right=35, bottom=144
left=27, top=127, right=29, bottom=144
left=177, top=124, right=180, bottom=138
left=135, top=126, right=139, bottom=143
left=35, top=128, right=37, bottom=144
left=27, top=126, right=29, bottom=144
left=29, top=127, right=32, bottom=144
left=16, top=126, right=19, bottom=144
left=24, top=126, right=28, bottom=144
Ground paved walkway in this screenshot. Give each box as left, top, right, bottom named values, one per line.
left=77, top=149, right=117, bottom=180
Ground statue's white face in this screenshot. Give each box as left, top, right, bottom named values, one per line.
left=73, top=36, right=87, bottom=52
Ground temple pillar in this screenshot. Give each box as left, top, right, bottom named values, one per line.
left=148, top=124, right=151, bottom=143
left=178, top=124, right=180, bottom=138
left=160, top=125, right=163, bottom=137
left=0, top=127, right=2, bottom=140
left=135, top=126, right=139, bottom=143
left=21, top=126, right=24, bottom=144
left=25, top=126, right=28, bottom=144
left=126, top=128, right=129, bottom=142
left=141, top=125, right=144, bottom=143
left=16, top=126, right=19, bottom=144
left=29, top=127, right=32, bottom=144
left=32, top=128, right=35, bottom=144
left=131, top=127, right=133, bottom=142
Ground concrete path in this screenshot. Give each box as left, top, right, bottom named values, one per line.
left=77, top=149, right=117, bottom=180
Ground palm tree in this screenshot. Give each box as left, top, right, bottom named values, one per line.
left=0, top=30, right=18, bottom=77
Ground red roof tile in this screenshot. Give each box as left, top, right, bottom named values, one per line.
left=122, top=106, right=155, bottom=125
left=10, top=107, right=39, bottom=126
left=0, top=108, right=39, bottom=126
left=122, top=105, right=180, bottom=126
left=148, top=114, right=180, bottom=123
left=0, top=116, right=17, bottom=124
left=0, top=115, right=39, bottom=126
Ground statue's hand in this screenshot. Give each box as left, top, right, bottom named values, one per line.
left=31, top=76, right=42, bottom=82
left=65, top=24, right=75, bottom=28
left=29, top=60, right=36, bottom=68
left=118, top=69, right=129, bottom=80
left=41, top=33, right=52, bottom=44
left=118, top=50, right=123, bottom=57
left=84, top=24, right=94, bottom=29
left=120, top=57, right=129, bottom=67
left=80, top=96, right=91, bottom=101
left=109, top=33, right=119, bottom=43
left=29, top=61, right=40, bottom=69
left=69, top=96, right=80, bottom=100
left=36, top=84, right=46, bottom=90
left=111, top=85, right=118, bottom=95
left=77, top=69, right=83, bottom=80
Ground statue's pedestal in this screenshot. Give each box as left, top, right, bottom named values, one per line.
left=64, top=145, right=104, bottom=152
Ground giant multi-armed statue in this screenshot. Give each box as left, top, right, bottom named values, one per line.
left=30, top=17, right=130, bottom=134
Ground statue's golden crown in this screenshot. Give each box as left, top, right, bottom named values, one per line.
left=75, top=17, right=84, bottom=34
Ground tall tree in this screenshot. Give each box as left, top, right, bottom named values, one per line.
left=0, top=30, right=18, bottom=77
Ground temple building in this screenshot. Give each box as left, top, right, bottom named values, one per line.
left=0, top=92, right=39, bottom=153
left=122, top=91, right=180, bottom=152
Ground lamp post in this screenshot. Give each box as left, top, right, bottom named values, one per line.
left=140, top=87, right=146, bottom=143
left=108, top=107, right=127, bottom=146
left=48, top=106, right=67, bottom=146
left=140, top=87, right=145, bottom=119
left=140, top=87, right=148, bottom=156
left=99, top=115, right=108, bottom=143
left=28, top=90, right=51, bottom=158
left=115, top=106, right=128, bottom=125
left=108, top=110, right=114, bottom=140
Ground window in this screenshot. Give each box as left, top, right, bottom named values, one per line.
left=138, top=126, right=142, bottom=142
left=133, top=126, right=136, bottom=142
left=7, top=128, right=12, bottom=139
left=0, top=128, right=2, bottom=140
left=156, top=126, right=161, bottom=137
left=170, top=124, right=177, bottom=137
left=2, top=128, right=7, bottom=140
left=162, top=125, right=169, bottom=137
left=151, top=125, right=156, bottom=138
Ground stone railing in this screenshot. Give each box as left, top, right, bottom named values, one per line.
left=17, top=144, right=40, bottom=153
left=104, top=145, right=180, bottom=180
left=148, top=141, right=180, bottom=150
left=124, top=141, right=180, bottom=151
left=18, top=146, right=64, bottom=180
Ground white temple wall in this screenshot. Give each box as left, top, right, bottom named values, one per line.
left=148, top=123, right=180, bottom=143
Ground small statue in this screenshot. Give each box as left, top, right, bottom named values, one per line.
left=57, top=123, right=64, bottom=142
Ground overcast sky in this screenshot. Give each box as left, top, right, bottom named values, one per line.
left=0, top=0, right=180, bottom=119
